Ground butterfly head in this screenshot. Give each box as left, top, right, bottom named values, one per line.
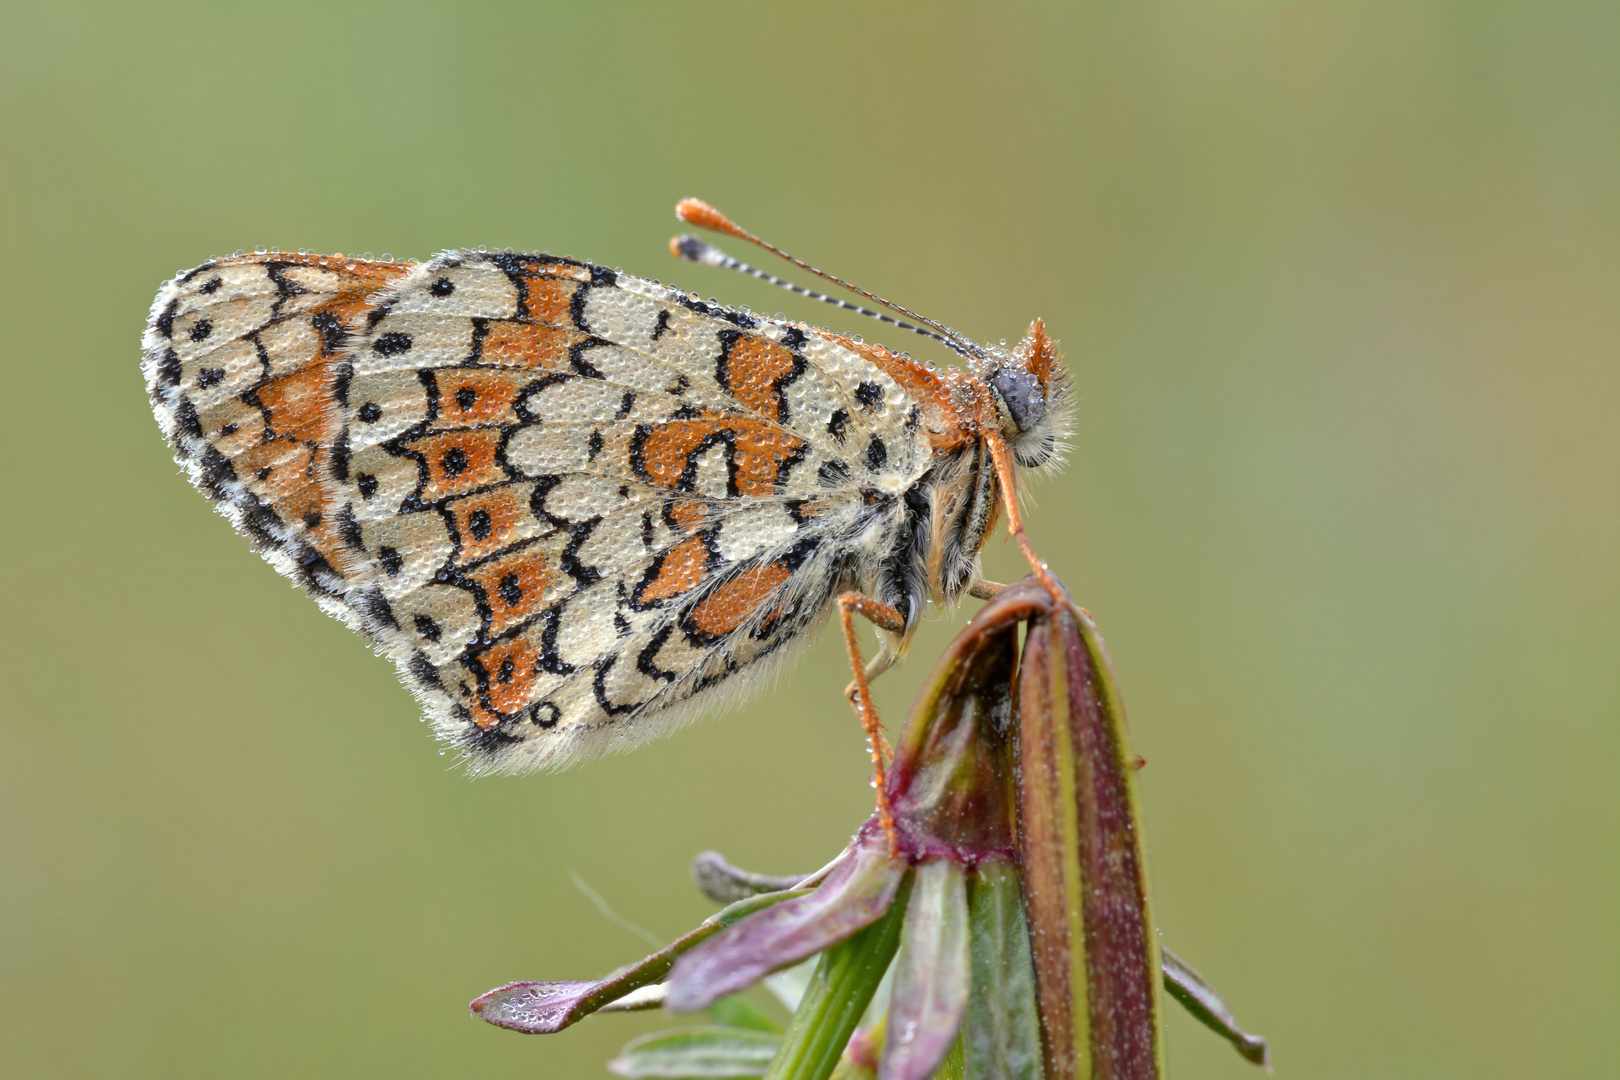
left=977, top=318, right=1074, bottom=470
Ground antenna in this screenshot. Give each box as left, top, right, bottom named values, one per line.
left=670, top=234, right=968, bottom=357
left=674, top=198, right=985, bottom=360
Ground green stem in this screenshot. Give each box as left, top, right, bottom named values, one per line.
left=764, top=873, right=913, bottom=1080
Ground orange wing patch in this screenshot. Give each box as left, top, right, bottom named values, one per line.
left=450, top=487, right=530, bottom=563
left=523, top=277, right=579, bottom=325
left=254, top=364, right=330, bottom=443
left=435, top=369, right=528, bottom=427
left=511, top=257, right=590, bottom=282
left=827, top=332, right=967, bottom=448
left=475, top=638, right=542, bottom=719
left=408, top=430, right=505, bottom=501
left=633, top=413, right=805, bottom=498
left=636, top=534, right=711, bottom=604
left=721, top=335, right=798, bottom=422
left=480, top=321, right=583, bottom=369
left=236, top=439, right=322, bottom=521
left=685, top=562, right=792, bottom=641
left=237, top=364, right=330, bottom=535
left=468, top=547, right=552, bottom=637
left=667, top=499, right=707, bottom=531
left=283, top=256, right=414, bottom=352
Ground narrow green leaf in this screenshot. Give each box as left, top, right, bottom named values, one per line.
left=709, top=994, right=786, bottom=1034
left=934, top=1034, right=967, bottom=1080
left=763, top=873, right=914, bottom=1080
left=609, top=1026, right=783, bottom=1078
left=962, top=860, right=1044, bottom=1080
left=763, top=958, right=819, bottom=1014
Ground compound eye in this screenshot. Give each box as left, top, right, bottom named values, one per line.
left=992, top=367, right=1046, bottom=435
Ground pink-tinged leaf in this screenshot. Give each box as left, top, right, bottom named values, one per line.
left=886, top=586, right=1034, bottom=861
left=666, top=831, right=905, bottom=1013
left=470, top=887, right=808, bottom=1034
left=1017, top=593, right=1164, bottom=1080
left=880, top=860, right=971, bottom=1080
left=759, top=880, right=911, bottom=1080
left=472, top=981, right=608, bottom=1035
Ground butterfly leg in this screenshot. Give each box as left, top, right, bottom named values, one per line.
left=836, top=591, right=906, bottom=854
left=984, top=433, right=1065, bottom=602
left=841, top=579, right=1004, bottom=700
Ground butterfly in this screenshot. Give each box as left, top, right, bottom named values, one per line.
left=141, top=199, right=1071, bottom=786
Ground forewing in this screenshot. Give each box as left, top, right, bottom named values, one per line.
left=143, top=253, right=413, bottom=620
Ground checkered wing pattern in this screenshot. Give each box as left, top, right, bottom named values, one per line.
left=146, top=251, right=933, bottom=772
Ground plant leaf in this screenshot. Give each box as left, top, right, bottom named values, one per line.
left=932, top=1035, right=966, bottom=1080
left=880, top=861, right=970, bottom=1080
left=1161, top=948, right=1269, bottom=1068
left=471, top=887, right=809, bottom=1034
left=763, top=958, right=819, bottom=1014
left=601, top=984, right=667, bottom=1013
left=888, top=583, right=1045, bottom=861
left=962, top=860, right=1044, bottom=1080
left=668, top=832, right=905, bottom=1014
left=1016, top=593, right=1164, bottom=1080
left=763, top=873, right=913, bottom=1080
left=693, top=851, right=818, bottom=905
left=709, top=994, right=786, bottom=1034
left=609, top=1026, right=783, bottom=1079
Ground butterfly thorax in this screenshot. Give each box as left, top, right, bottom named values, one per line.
left=824, top=327, right=1072, bottom=650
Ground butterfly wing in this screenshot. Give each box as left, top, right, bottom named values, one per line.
left=143, top=254, right=415, bottom=623
left=146, top=250, right=935, bottom=774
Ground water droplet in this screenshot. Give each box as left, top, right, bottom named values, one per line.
left=254, top=246, right=267, bottom=254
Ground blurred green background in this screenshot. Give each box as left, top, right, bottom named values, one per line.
left=2, top=4, right=1615, bottom=1077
